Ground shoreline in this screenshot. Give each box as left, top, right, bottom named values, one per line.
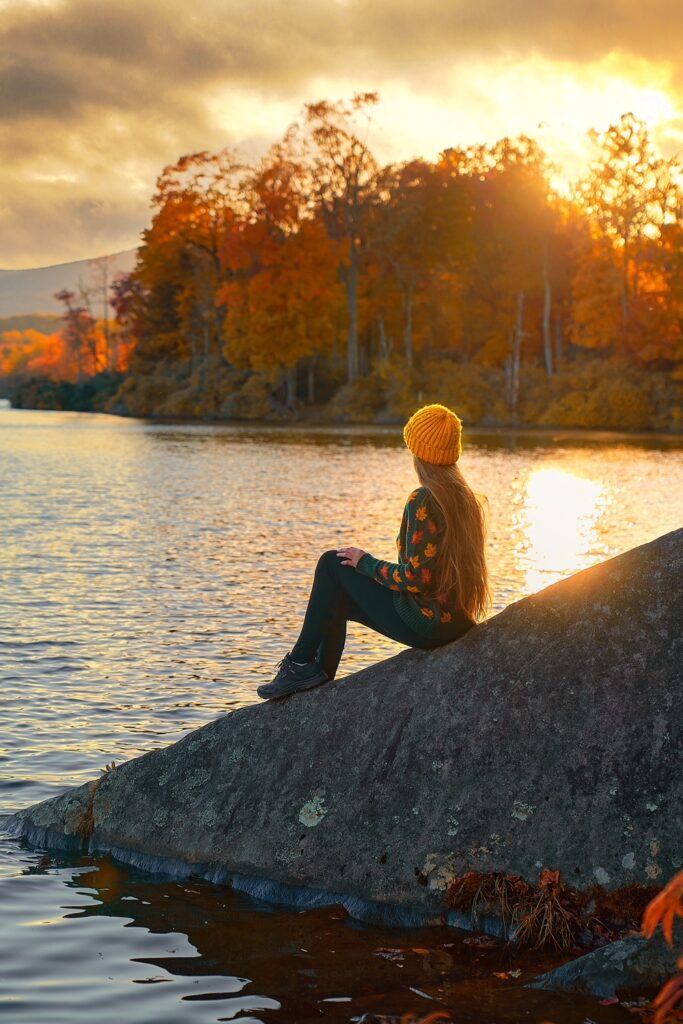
left=2, top=403, right=683, bottom=444
left=2, top=812, right=487, bottom=934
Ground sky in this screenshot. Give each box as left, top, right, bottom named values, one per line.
left=1, top=0, right=681, bottom=270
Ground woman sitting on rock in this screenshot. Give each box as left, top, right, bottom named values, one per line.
left=258, top=403, right=491, bottom=700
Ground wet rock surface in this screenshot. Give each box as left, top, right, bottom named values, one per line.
left=11, top=528, right=683, bottom=922
left=529, top=929, right=681, bottom=998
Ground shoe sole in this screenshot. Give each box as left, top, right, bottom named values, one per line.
left=258, top=672, right=328, bottom=700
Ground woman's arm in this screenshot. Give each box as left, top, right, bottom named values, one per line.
left=354, top=489, right=439, bottom=594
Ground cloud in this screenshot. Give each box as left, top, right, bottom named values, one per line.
left=2, top=0, right=681, bottom=126
left=360, top=0, right=682, bottom=68
left=0, top=169, right=151, bottom=266
left=0, top=0, right=680, bottom=268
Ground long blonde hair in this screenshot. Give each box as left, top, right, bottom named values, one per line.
left=413, top=455, right=491, bottom=622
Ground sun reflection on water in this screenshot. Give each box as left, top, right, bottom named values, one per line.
left=514, top=466, right=610, bottom=594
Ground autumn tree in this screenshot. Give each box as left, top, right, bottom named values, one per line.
left=0, top=328, right=72, bottom=380
left=109, top=272, right=144, bottom=372
left=437, top=137, right=558, bottom=416
left=295, top=92, right=380, bottom=385
left=625, top=218, right=683, bottom=367
left=576, top=113, right=682, bottom=335
left=85, top=255, right=118, bottom=368
left=570, top=232, right=623, bottom=353
left=367, top=158, right=472, bottom=367
left=54, top=288, right=102, bottom=379
left=108, top=98, right=681, bottom=431
left=133, top=147, right=248, bottom=410
left=222, top=215, right=342, bottom=407
left=218, top=137, right=344, bottom=407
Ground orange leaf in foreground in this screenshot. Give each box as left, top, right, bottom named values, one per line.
left=643, top=871, right=683, bottom=944
left=651, top=964, right=683, bottom=1024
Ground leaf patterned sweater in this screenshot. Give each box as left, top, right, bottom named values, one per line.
left=355, top=486, right=466, bottom=637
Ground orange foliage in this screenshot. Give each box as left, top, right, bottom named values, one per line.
left=643, top=872, right=683, bottom=1024
left=643, top=872, right=683, bottom=946
left=219, top=215, right=343, bottom=373
left=0, top=328, right=73, bottom=380
left=0, top=322, right=128, bottom=382
left=116, top=101, right=682, bottom=423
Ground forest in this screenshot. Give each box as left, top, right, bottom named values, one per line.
left=3, top=95, right=682, bottom=431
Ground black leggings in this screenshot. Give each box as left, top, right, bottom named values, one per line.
left=290, top=549, right=474, bottom=680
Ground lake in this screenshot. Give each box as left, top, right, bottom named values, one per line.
left=1, top=408, right=682, bottom=1023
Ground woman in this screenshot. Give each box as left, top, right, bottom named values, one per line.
left=257, top=403, right=490, bottom=700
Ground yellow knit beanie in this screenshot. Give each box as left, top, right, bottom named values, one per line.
left=403, top=403, right=463, bottom=465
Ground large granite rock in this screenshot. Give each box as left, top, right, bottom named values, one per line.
left=9, top=528, right=683, bottom=923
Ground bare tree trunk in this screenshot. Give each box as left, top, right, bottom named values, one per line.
left=307, top=357, right=316, bottom=405
left=284, top=365, right=297, bottom=410
left=198, top=321, right=210, bottom=415
left=359, top=335, right=369, bottom=377
left=542, top=241, right=553, bottom=376
left=88, top=255, right=112, bottom=370
left=505, top=290, right=525, bottom=421
left=342, top=239, right=360, bottom=384
left=378, top=316, right=393, bottom=359
left=102, top=260, right=110, bottom=370
left=76, top=273, right=102, bottom=375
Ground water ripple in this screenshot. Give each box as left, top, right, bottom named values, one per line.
left=0, top=408, right=681, bottom=1023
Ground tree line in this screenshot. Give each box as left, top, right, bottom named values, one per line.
left=5, top=96, right=683, bottom=430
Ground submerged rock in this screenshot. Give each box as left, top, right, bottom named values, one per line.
left=529, top=930, right=681, bottom=999
left=9, top=528, right=683, bottom=927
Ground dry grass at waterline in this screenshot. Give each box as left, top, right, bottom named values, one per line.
left=447, top=870, right=533, bottom=935
left=445, top=868, right=662, bottom=952
left=447, top=868, right=584, bottom=950
left=512, top=869, right=581, bottom=952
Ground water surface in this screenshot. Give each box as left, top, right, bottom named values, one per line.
left=1, top=408, right=681, bottom=1022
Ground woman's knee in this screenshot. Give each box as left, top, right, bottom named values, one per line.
left=316, top=549, right=341, bottom=574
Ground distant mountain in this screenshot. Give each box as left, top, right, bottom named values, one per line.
left=0, top=313, right=64, bottom=335
left=0, top=248, right=138, bottom=318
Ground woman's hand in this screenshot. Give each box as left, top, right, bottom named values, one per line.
left=337, top=546, right=366, bottom=568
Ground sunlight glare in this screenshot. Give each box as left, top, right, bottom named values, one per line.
left=516, top=466, right=607, bottom=594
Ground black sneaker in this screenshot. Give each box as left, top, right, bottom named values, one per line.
left=257, top=653, right=328, bottom=699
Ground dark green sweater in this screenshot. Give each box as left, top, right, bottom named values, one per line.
left=356, top=486, right=464, bottom=636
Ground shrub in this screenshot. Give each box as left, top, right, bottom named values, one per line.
left=535, top=360, right=656, bottom=430
left=372, top=355, right=416, bottom=421
left=112, top=362, right=188, bottom=417
left=418, top=359, right=502, bottom=426
left=10, top=371, right=125, bottom=414
left=219, top=372, right=272, bottom=420
left=323, top=376, right=385, bottom=423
